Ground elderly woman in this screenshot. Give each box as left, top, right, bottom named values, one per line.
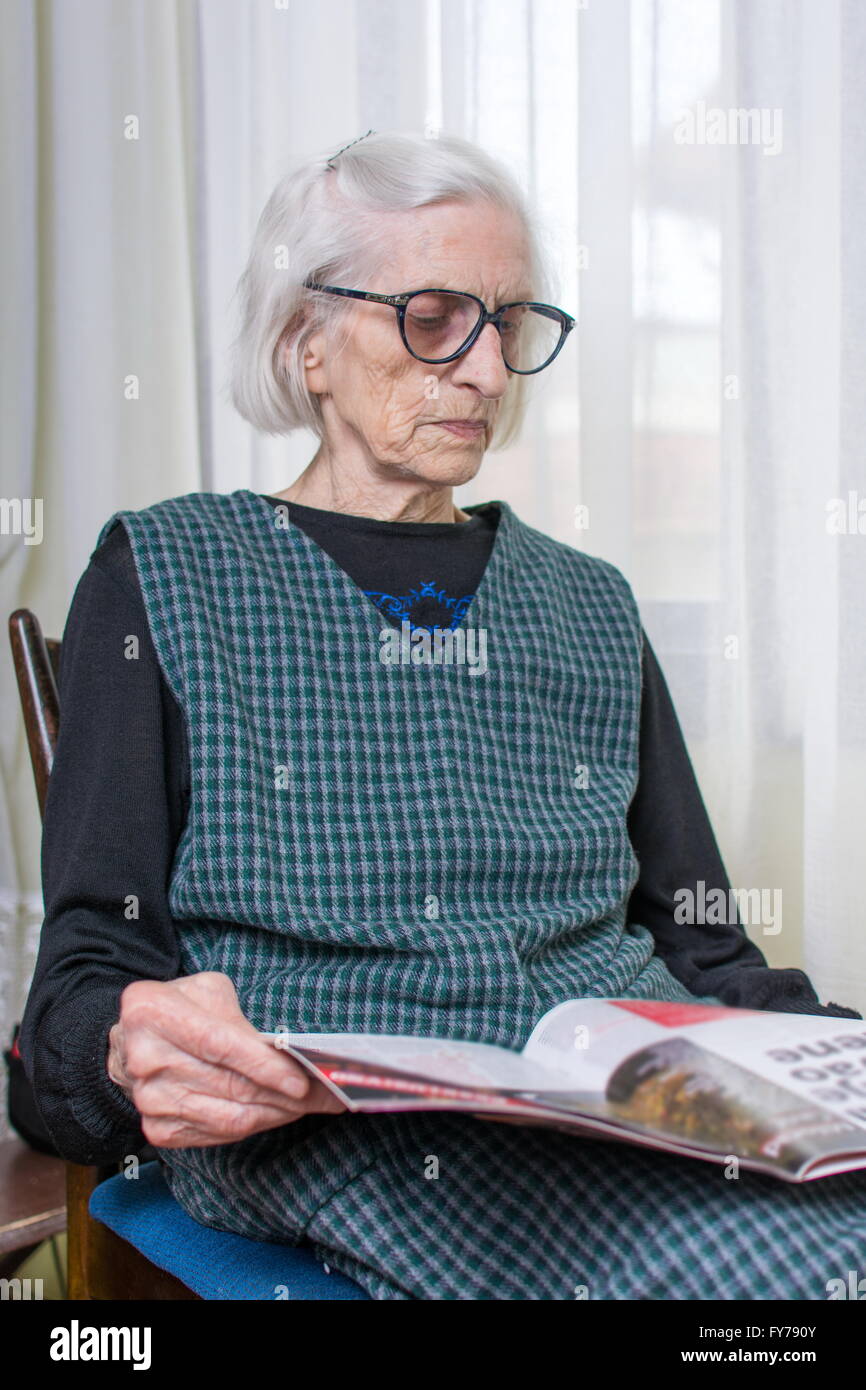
left=21, top=131, right=865, bottom=1300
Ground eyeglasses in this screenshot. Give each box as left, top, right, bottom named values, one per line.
left=302, top=281, right=576, bottom=375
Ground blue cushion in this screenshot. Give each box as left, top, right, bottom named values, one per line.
left=89, top=1160, right=372, bottom=1300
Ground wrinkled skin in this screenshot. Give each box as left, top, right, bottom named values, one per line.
left=274, top=196, right=532, bottom=522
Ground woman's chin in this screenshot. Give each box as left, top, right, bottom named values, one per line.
left=389, top=451, right=484, bottom=490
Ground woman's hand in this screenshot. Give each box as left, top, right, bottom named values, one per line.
left=106, top=971, right=346, bottom=1149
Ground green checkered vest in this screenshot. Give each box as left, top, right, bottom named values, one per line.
left=96, top=489, right=697, bottom=1047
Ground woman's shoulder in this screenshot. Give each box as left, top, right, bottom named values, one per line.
left=93, top=490, right=255, bottom=561
left=88, top=491, right=219, bottom=598
left=508, top=505, right=636, bottom=598
left=79, top=519, right=146, bottom=611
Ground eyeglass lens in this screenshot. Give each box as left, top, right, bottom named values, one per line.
left=404, top=291, right=564, bottom=371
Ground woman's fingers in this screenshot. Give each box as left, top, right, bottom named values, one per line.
left=119, top=979, right=310, bottom=1100
left=141, top=1099, right=300, bottom=1149
left=114, top=973, right=347, bottom=1147
left=140, top=1077, right=347, bottom=1148
left=127, top=1047, right=312, bottom=1111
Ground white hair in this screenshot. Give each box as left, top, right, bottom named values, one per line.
left=228, top=130, right=555, bottom=451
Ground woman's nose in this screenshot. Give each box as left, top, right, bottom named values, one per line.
left=451, top=322, right=510, bottom=395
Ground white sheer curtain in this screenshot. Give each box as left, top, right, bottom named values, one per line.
left=1, top=0, right=203, bottom=1138
left=3, top=0, right=865, bottom=1135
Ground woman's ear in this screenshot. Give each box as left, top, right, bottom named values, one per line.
left=301, top=327, right=328, bottom=395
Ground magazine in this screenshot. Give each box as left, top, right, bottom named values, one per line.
left=262, top=999, right=866, bottom=1183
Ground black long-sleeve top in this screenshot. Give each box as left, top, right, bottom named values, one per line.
left=19, top=495, right=861, bottom=1165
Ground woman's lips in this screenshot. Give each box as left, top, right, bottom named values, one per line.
left=436, top=420, right=487, bottom=439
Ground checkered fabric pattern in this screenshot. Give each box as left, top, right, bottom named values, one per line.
left=158, top=1109, right=866, bottom=1300
left=95, top=489, right=866, bottom=1299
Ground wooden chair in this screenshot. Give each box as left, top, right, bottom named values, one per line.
left=8, top=607, right=198, bottom=1299
left=0, top=1135, right=66, bottom=1287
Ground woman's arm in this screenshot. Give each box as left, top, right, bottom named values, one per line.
left=18, top=527, right=187, bottom=1163
left=627, top=631, right=861, bottom=1018
left=18, top=525, right=340, bottom=1165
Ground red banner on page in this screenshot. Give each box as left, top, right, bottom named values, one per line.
left=611, top=1000, right=760, bottom=1027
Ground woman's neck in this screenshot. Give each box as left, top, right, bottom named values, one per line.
left=272, top=457, right=472, bottom=524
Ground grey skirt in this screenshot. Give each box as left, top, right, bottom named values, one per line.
left=158, top=1107, right=866, bottom=1300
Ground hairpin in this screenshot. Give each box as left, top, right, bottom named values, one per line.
left=326, top=129, right=375, bottom=170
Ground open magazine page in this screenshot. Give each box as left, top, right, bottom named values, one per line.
left=261, top=1003, right=866, bottom=1180
left=522, top=999, right=866, bottom=1179
left=260, top=1030, right=589, bottom=1119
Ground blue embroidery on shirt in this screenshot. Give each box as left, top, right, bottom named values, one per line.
left=364, top=581, right=474, bottom=634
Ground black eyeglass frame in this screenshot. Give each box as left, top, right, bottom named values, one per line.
left=302, top=280, right=576, bottom=375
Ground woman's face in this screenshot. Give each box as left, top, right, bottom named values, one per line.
left=302, top=198, right=533, bottom=489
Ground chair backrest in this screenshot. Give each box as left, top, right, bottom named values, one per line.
left=8, top=609, right=61, bottom=819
